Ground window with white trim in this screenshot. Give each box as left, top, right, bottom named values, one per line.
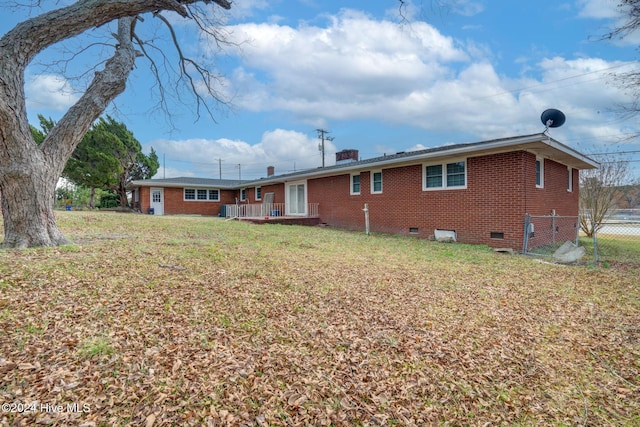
left=255, top=187, right=262, bottom=200
left=423, top=160, right=466, bottom=190
left=351, top=174, right=361, bottom=195
left=184, top=188, right=220, bottom=201
left=371, top=171, right=382, bottom=194
left=240, top=188, right=246, bottom=201
left=567, top=167, right=573, bottom=192
left=536, top=157, right=544, bottom=188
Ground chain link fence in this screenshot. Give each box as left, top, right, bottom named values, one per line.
left=523, top=214, right=580, bottom=257
left=580, top=210, right=640, bottom=266
left=523, top=211, right=640, bottom=266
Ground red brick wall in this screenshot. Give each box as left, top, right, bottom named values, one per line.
left=134, top=150, right=579, bottom=250
left=137, top=187, right=236, bottom=216
left=524, top=153, right=579, bottom=216
left=139, top=187, right=150, bottom=213
left=308, top=151, right=580, bottom=250
left=242, top=184, right=285, bottom=204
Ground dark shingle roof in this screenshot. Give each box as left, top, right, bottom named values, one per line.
left=129, top=177, right=248, bottom=188
left=130, top=133, right=598, bottom=189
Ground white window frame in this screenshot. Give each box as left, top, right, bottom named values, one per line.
left=422, top=159, right=467, bottom=191
left=536, top=157, right=544, bottom=188
left=567, top=167, right=573, bottom=192
left=370, top=170, right=383, bottom=194
left=255, top=186, right=262, bottom=201
left=184, top=188, right=196, bottom=200
left=350, top=173, right=361, bottom=195
left=183, top=188, right=220, bottom=202
left=240, top=188, right=247, bottom=201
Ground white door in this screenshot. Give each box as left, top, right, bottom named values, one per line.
left=150, top=188, right=164, bottom=215
left=286, top=181, right=306, bottom=216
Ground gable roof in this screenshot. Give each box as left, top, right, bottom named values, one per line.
left=130, top=133, right=598, bottom=189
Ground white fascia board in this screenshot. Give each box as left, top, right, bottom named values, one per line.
left=541, top=136, right=599, bottom=169
left=129, top=180, right=239, bottom=189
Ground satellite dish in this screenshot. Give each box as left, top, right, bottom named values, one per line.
left=541, top=109, right=566, bottom=129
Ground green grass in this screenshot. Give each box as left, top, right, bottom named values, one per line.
left=580, top=234, right=640, bottom=265
left=77, top=335, right=114, bottom=359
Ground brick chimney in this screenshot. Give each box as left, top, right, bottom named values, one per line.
left=336, top=149, right=359, bottom=164
left=267, top=166, right=275, bottom=177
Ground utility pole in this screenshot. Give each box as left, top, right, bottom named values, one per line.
left=316, top=128, right=334, bottom=168
left=216, top=158, right=222, bottom=180
left=237, top=163, right=241, bottom=180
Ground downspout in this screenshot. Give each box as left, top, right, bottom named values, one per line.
left=522, top=151, right=528, bottom=254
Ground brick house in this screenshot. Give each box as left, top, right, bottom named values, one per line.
left=129, top=133, right=598, bottom=250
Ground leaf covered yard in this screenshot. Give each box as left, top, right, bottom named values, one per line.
left=0, top=212, right=638, bottom=426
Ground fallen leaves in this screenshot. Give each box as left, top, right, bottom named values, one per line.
left=0, top=212, right=638, bottom=425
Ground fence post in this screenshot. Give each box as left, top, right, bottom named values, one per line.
left=362, top=203, right=370, bottom=235
left=593, top=227, right=599, bottom=265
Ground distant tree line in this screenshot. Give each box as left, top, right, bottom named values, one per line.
left=31, top=116, right=159, bottom=209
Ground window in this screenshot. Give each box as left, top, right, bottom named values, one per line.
left=536, top=157, right=544, bottom=188
left=240, top=189, right=246, bottom=201
left=351, top=174, right=361, bottom=195
left=184, top=189, right=196, bottom=200
left=424, top=160, right=466, bottom=190
left=425, top=165, right=443, bottom=188
left=371, top=171, right=383, bottom=194
left=255, top=187, right=262, bottom=200
left=447, top=162, right=465, bottom=187
left=567, top=167, right=573, bottom=192
left=184, top=188, right=220, bottom=201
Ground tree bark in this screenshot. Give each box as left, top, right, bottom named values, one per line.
left=0, top=18, right=138, bottom=247
left=0, top=155, right=68, bottom=248
left=0, top=0, right=231, bottom=247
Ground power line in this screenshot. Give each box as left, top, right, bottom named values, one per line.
left=591, top=150, right=640, bottom=156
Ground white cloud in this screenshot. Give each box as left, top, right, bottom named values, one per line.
left=227, top=0, right=270, bottom=20
left=195, top=7, right=638, bottom=153
left=25, top=74, right=79, bottom=111
left=451, top=0, right=485, bottom=17
left=576, top=0, right=640, bottom=46
left=577, top=0, right=620, bottom=19
left=213, top=9, right=468, bottom=118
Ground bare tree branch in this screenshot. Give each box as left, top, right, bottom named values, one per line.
left=580, top=152, right=632, bottom=237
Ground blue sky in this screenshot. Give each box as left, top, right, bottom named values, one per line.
left=3, top=0, right=640, bottom=180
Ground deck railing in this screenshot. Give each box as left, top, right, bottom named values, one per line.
left=225, top=203, right=319, bottom=218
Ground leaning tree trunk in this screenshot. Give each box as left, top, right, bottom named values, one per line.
left=0, top=15, right=139, bottom=247
left=0, top=159, right=68, bottom=247
left=0, top=0, right=231, bottom=247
